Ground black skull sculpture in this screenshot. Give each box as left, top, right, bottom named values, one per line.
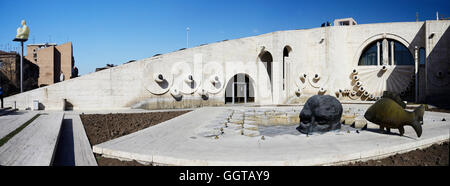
left=297, top=95, right=343, bottom=135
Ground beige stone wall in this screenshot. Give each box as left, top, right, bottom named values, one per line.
left=4, top=21, right=449, bottom=110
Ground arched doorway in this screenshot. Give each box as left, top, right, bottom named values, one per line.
left=225, top=73, right=255, bottom=104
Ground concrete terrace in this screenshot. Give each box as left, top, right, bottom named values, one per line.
left=92, top=106, right=450, bottom=166
left=0, top=104, right=448, bottom=166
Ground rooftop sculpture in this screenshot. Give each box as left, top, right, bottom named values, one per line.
left=16, top=20, right=30, bottom=40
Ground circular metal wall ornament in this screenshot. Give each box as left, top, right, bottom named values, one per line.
left=198, top=88, right=209, bottom=97
left=202, top=62, right=225, bottom=94
left=170, top=88, right=182, bottom=98
left=308, top=73, right=329, bottom=88
left=144, top=61, right=173, bottom=95
left=295, top=72, right=308, bottom=89
left=171, top=61, right=201, bottom=94
left=349, top=90, right=359, bottom=100
left=427, top=62, right=450, bottom=87
left=318, top=87, right=326, bottom=93
left=295, top=87, right=302, bottom=96
left=351, top=66, right=414, bottom=98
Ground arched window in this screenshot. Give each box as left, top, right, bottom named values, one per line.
left=358, top=43, right=378, bottom=65
left=394, top=42, right=413, bottom=65
left=358, top=39, right=414, bottom=66
left=260, top=51, right=273, bottom=84
left=419, top=48, right=425, bottom=65
left=283, top=46, right=292, bottom=90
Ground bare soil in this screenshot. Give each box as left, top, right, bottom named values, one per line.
left=345, top=141, right=449, bottom=166
left=94, top=154, right=150, bottom=166
left=80, top=110, right=190, bottom=166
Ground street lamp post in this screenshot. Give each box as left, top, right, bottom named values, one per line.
left=0, top=60, right=3, bottom=108
left=13, top=38, right=27, bottom=93
left=186, top=27, right=190, bottom=48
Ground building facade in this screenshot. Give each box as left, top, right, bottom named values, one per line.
left=0, top=50, right=20, bottom=96
left=4, top=19, right=450, bottom=110
left=0, top=50, right=38, bottom=96
left=25, top=42, right=75, bottom=87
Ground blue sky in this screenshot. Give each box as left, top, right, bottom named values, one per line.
left=1, top=0, right=449, bottom=75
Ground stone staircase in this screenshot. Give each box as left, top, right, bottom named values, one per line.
left=0, top=112, right=97, bottom=166
left=0, top=107, right=19, bottom=116
left=52, top=114, right=98, bottom=166
left=0, top=111, right=38, bottom=140
left=0, top=113, right=64, bottom=165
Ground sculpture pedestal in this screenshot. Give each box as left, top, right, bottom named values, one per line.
left=12, top=38, right=28, bottom=93
left=13, top=38, right=28, bottom=42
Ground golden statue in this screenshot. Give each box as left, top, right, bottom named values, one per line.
left=16, top=20, right=30, bottom=39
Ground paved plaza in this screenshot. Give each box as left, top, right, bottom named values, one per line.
left=92, top=105, right=450, bottom=166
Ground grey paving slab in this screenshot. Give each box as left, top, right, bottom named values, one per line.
left=54, top=114, right=97, bottom=166
left=0, top=111, right=37, bottom=139
left=72, top=114, right=98, bottom=166
left=93, top=107, right=450, bottom=166
left=0, top=108, right=16, bottom=116
left=0, top=112, right=64, bottom=166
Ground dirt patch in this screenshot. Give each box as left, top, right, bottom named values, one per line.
left=80, top=110, right=190, bottom=166
left=81, top=111, right=190, bottom=146
left=345, top=141, right=449, bottom=166
left=94, top=154, right=151, bottom=166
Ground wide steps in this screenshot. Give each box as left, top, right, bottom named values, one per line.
left=0, top=112, right=64, bottom=166
left=0, top=111, right=38, bottom=140
left=0, top=107, right=18, bottom=116
left=53, top=114, right=97, bottom=166
left=0, top=107, right=12, bottom=112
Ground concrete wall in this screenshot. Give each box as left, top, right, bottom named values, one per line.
left=4, top=60, right=147, bottom=110
left=424, top=20, right=450, bottom=106
left=4, top=20, right=450, bottom=110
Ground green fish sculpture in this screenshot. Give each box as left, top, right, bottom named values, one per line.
left=364, top=98, right=424, bottom=138
left=381, top=91, right=406, bottom=108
